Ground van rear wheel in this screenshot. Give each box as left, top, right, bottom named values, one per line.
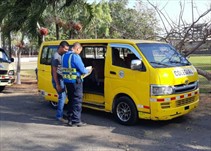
left=0, top=86, right=5, bottom=92
left=114, top=96, right=138, bottom=125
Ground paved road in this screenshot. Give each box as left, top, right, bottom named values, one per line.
left=0, top=83, right=211, bottom=151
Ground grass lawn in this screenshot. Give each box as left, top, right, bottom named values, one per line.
left=189, top=55, right=211, bottom=93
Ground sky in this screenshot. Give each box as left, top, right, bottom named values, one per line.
left=131, top=0, right=211, bottom=24
left=87, top=0, right=211, bottom=26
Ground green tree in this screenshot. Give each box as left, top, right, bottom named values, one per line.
left=0, top=0, right=78, bottom=84
left=108, top=0, right=159, bottom=39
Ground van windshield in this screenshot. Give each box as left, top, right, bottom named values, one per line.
left=0, top=49, right=10, bottom=63
left=137, top=43, right=190, bottom=68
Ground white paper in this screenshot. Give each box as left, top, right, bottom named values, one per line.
left=82, top=66, right=93, bottom=78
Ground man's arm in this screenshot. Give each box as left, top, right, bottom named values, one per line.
left=74, top=55, right=88, bottom=74
left=52, top=66, right=62, bottom=93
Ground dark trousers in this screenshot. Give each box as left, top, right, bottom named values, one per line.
left=65, top=80, right=83, bottom=124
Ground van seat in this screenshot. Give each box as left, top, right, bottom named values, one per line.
left=92, top=59, right=104, bottom=83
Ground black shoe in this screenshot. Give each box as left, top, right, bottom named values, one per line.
left=63, top=114, right=68, bottom=120
left=72, top=122, right=87, bottom=127
left=67, top=120, right=72, bottom=126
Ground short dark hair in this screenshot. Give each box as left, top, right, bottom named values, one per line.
left=73, top=42, right=82, bottom=48
left=59, top=41, right=69, bottom=47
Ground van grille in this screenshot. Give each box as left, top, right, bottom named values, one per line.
left=0, top=70, right=7, bottom=75
left=174, top=81, right=198, bottom=93
left=161, top=102, right=170, bottom=109
left=0, top=79, right=9, bottom=82
left=176, top=97, right=195, bottom=107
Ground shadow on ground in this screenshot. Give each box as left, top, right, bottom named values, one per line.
left=1, top=82, right=211, bottom=151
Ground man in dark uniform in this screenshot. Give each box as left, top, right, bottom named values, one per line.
left=62, top=42, right=90, bottom=127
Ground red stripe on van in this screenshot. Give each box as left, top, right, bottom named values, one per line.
left=144, top=105, right=150, bottom=109
left=157, top=98, right=164, bottom=102
left=171, top=97, right=176, bottom=100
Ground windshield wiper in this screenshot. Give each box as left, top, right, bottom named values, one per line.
left=150, top=61, right=171, bottom=67
left=169, top=60, right=181, bottom=64
left=169, top=59, right=190, bottom=65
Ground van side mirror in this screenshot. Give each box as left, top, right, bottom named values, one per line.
left=131, top=59, right=142, bottom=70
left=10, top=58, right=14, bottom=62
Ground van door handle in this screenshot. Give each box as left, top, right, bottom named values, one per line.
left=110, top=71, right=116, bottom=75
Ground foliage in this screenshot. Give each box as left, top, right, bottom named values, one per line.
left=41, top=0, right=112, bottom=40
left=108, top=0, right=159, bottom=39
left=84, top=1, right=112, bottom=38
left=0, top=0, right=159, bottom=47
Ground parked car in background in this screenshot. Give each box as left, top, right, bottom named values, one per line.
left=0, top=48, right=15, bottom=92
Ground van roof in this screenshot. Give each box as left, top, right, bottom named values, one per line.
left=41, top=39, right=166, bottom=45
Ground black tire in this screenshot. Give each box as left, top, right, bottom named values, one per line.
left=0, top=86, right=5, bottom=92
left=50, top=101, right=58, bottom=109
left=113, top=96, right=138, bottom=125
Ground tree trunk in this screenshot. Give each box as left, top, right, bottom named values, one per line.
left=0, top=27, right=1, bottom=47
left=38, top=35, right=42, bottom=46
left=16, top=48, right=22, bottom=84
left=56, top=23, right=59, bottom=40
left=196, top=68, right=211, bottom=81
left=2, top=32, right=5, bottom=49
left=8, top=32, right=12, bottom=58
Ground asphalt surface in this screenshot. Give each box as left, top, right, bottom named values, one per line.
left=0, top=76, right=211, bottom=151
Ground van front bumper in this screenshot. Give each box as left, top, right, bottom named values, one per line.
left=149, top=90, right=199, bottom=120
left=151, top=100, right=199, bottom=120
left=0, top=77, right=15, bottom=86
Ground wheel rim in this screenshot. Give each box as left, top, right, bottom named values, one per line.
left=116, top=102, right=131, bottom=122
left=50, top=101, right=58, bottom=107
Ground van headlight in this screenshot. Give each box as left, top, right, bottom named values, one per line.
left=151, top=85, right=173, bottom=96
left=8, top=70, right=15, bottom=75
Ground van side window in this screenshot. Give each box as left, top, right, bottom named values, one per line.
left=40, top=46, right=58, bottom=65
left=82, top=46, right=106, bottom=59
left=81, top=45, right=106, bottom=94
left=81, top=46, right=106, bottom=67
left=111, top=47, right=138, bottom=68
left=112, top=48, right=126, bottom=67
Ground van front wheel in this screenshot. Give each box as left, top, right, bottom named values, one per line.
left=114, top=96, right=138, bottom=125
